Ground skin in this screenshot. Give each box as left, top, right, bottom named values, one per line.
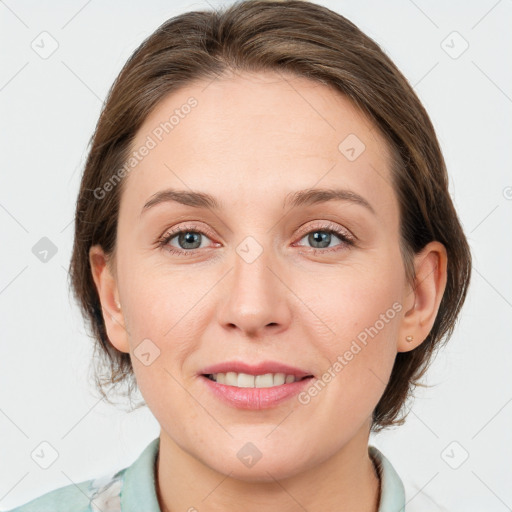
left=90, top=70, right=448, bottom=512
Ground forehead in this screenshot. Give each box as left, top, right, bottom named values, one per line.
left=122, top=70, right=397, bottom=226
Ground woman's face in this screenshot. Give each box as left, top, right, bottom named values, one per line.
left=95, top=71, right=419, bottom=480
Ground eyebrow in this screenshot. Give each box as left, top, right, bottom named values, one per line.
left=141, top=187, right=376, bottom=216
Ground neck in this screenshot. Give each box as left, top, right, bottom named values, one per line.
left=155, top=422, right=381, bottom=512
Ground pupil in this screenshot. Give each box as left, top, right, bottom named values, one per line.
left=180, top=232, right=201, bottom=249
left=310, top=231, right=330, bottom=248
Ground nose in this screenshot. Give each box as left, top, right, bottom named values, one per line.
left=216, top=240, right=293, bottom=338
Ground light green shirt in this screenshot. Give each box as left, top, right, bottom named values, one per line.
left=6, top=438, right=406, bottom=511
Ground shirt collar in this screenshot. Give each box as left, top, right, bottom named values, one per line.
left=369, top=445, right=406, bottom=512
left=121, top=438, right=406, bottom=512
left=121, top=436, right=161, bottom=511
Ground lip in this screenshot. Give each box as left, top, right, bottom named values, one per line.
left=200, top=374, right=314, bottom=410
left=199, top=360, right=314, bottom=379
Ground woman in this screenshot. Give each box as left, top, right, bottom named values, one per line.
left=7, top=0, right=471, bottom=510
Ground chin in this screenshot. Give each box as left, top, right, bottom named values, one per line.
left=202, top=448, right=310, bottom=483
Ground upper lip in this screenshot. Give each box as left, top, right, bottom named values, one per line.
left=200, top=360, right=314, bottom=378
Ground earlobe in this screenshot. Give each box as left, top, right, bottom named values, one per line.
left=397, top=241, right=448, bottom=353
left=89, top=245, right=130, bottom=354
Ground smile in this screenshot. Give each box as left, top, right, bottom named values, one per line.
left=204, top=372, right=310, bottom=387
left=200, top=373, right=315, bottom=410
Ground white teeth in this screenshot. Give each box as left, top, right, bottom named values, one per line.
left=255, top=374, right=274, bottom=387
left=209, top=372, right=301, bottom=387
left=237, top=372, right=254, bottom=388
left=273, top=373, right=285, bottom=386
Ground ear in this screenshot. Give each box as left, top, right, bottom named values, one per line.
left=397, top=241, right=448, bottom=353
left=89, top=244, right=130, bottom=354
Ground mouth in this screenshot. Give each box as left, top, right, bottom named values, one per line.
left=202, top=372, right=314, bottom=387
left=199, top=365, right=316, bottom=410
left=198, top=360, right=315, bottom=389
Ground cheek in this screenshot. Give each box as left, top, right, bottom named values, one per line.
left=299, top=260, right=402, bottom=346
left=119, top=255, right=204, bottom=335
left=119, top=262, right=210, bottom=389
left=299, top=268, right=401, bottom=406
left=299, top=309, right=398, bottom=440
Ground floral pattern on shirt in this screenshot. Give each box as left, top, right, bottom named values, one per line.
left=88, top=471, right=124, bottom=512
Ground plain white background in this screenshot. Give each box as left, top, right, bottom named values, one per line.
left=0, top=1, right=511, bottom=510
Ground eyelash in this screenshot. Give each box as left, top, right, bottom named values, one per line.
left=155, top=221, right=356, bottom=257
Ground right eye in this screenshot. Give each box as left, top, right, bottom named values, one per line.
left=156, top=223, right=217, bottom=256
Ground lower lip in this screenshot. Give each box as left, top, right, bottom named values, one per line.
left=200, top=375, right=314, bottom=410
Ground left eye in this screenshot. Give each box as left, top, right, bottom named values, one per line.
left=296, top=228, right=352, bottom=251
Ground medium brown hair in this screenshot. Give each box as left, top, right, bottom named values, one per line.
left=69, top=0, right=472, bottom=432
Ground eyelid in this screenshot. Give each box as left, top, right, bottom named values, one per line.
left=294, top=220, right=355, bottom=242
left=163, top=221, right=216, bottom=240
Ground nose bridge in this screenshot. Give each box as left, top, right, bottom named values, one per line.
left=234, top=233, right=274, bottom=293
left=217, top=231, right=291, bottom=335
